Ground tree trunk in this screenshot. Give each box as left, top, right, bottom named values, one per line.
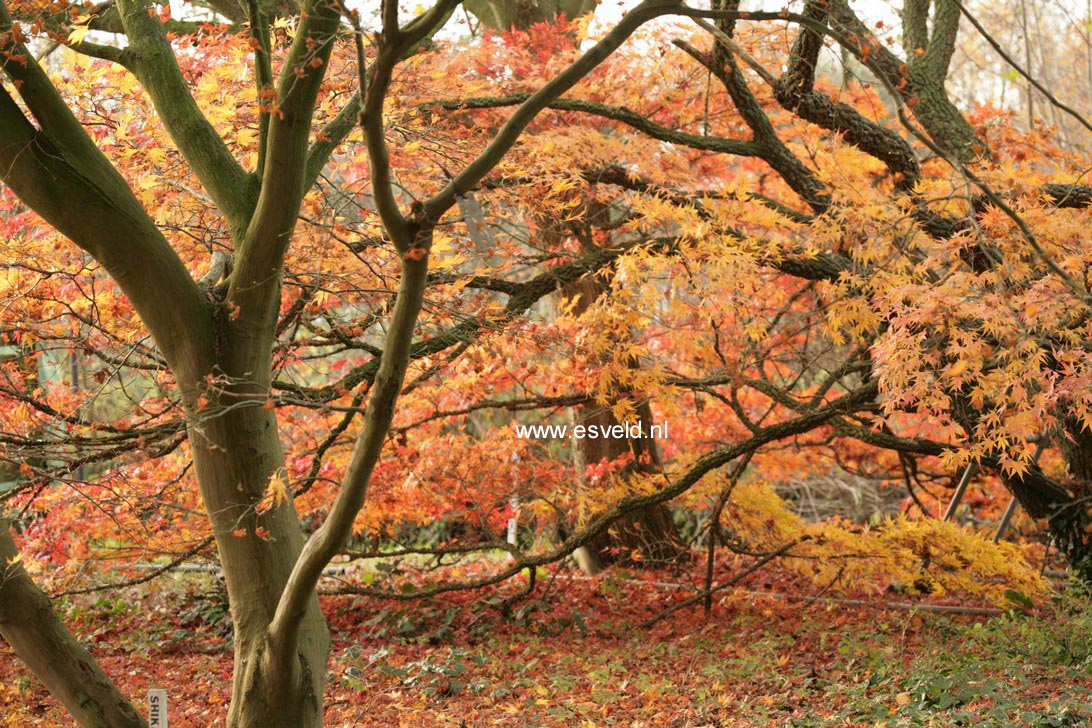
left=572, top=392, right=687, bottom=572
left=464, top=0, right=596, bottom=31
left=187, top=389, right=330, bottom=728
left=1044, top=420, right=1092, bottom=583
left=567, top=276, right=687, bottom=574
left=0, top=520, right=146, bottom=728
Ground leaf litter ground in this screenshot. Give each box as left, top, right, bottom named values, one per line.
left=1, top=556, right=1090, bottom=726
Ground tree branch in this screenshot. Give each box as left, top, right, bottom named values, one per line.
left=115, top=0, right=257, bottom=235
left=305, top=0, right=456, bottom=192
left=674, top=37, right=831, bottom=213
left=228, top=0, right=342, bottom=344
left=760, top=3, right=921, bottom=188
left=269, top=250, right=429, bottom=669
left=0, top=520, right=146, bottom=727
left=423, top=0, right=688, bottom=223
left=245, top=0, right=274, bottom=178
left=428, top=93, right=761, bottom=157
left=921, top=0, right=960, bottom=78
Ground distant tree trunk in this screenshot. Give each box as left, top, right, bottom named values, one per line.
left=1042, top=420, right=1092, bottom=583
left=566, top=276, right=687, bottom=575
left=461, top=0, right=687, bottom=576
left=571, top=394, right=688, bottom=573
left=464, top=0, right=597, bottom=30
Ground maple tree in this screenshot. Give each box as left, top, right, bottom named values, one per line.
left=335, top=0, right=1092, bottom=599
left=0, top=0, right=698, bottom=724
left=3, top=0, right=1092, bottom=725
left=377, top=0, right=1092, bottom=590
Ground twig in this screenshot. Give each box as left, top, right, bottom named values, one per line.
left=640, top=539, right=802, bottom=628
left=703, top=453, right=753, bottom=615
left=51, top=537, right=216, bottom=598
left=739, top=590, right=1004, bottom=617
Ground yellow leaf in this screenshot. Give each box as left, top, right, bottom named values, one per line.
left=944, top=359, right=969, bottom=379
left=68, top=24, right=90, bottom=45
left=267, top=469, right=289, bottom=506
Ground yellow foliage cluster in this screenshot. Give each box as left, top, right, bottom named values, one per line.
left=726, top=478, right=1048, bottom=605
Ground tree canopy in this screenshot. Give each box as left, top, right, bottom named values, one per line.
left=2, top=0, right=1092, bottom=725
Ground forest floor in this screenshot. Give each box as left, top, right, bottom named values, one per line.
left=1, top=557, right=1090, bottom=727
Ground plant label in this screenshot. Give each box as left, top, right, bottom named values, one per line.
left=148, top=689, right=167, bottom=728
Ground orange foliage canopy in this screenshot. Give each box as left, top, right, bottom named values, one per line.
left=1, top=9, right=1087, bottom=603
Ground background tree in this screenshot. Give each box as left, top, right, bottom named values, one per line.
left=949, top=0, right=1092, bottom=153
left=399, top=0, right=1092, bottom=588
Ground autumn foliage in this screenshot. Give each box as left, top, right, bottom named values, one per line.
left=2, top=0, right=1092, bottom=724
left=2, top=12, right=1059, bottom=590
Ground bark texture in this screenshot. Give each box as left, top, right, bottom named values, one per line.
left=188, top=402, right=329, bottom=728
left=1044, top=421, right=1092, bottom=583
left=0, top=522, right=146, bottom=728
left=567, top=277, right=687, bottom=574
